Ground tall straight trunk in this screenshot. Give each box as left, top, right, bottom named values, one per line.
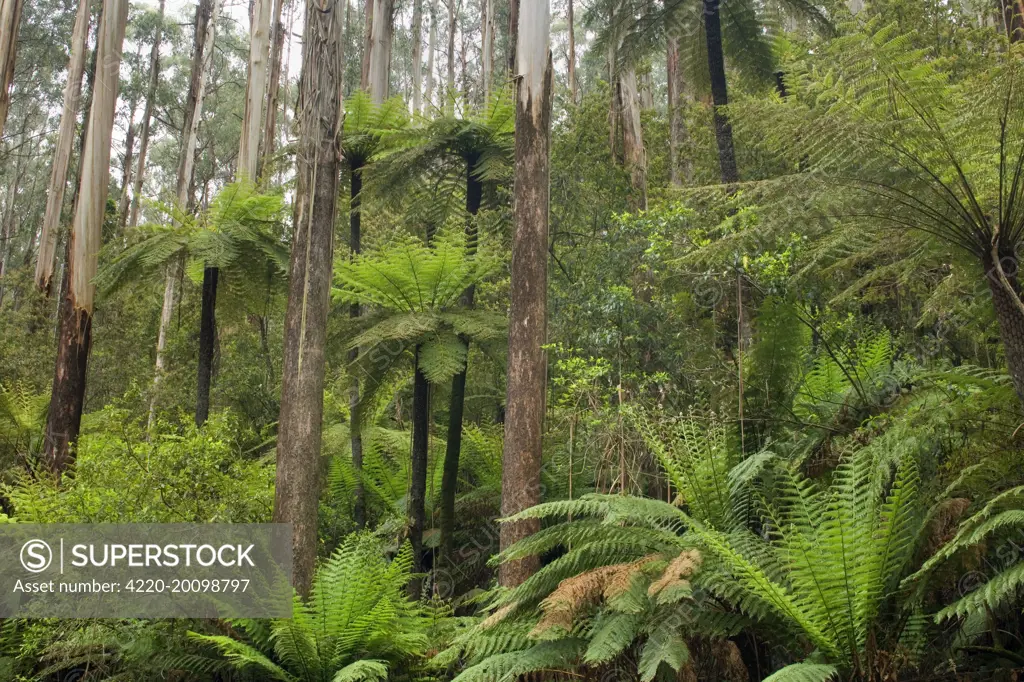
left=115, top=100, right=137, bottom=233
left=150, top=0, right=220, bottom=425
left=666, top=36, right=691, bottom=186
left=1001, top=0, right=1024, bottom=41
left=446, top=0, right=455, bottom=107
left=705, top=0, right=738, bottom=185
left=238, top=0, right=274, bottom=181
left=367, top=0, right=393, bottom=102
left=408, top=353, right=430, bottom=599
left=274, top=0, right=344, bottom=597
left=350, top=165, right=366, bottom=528
left=500, top=0, right=550, bottom=588
left=567, top=0, right=575, bottom=103
left=617, top=68, right=647, bottom=209
left=506, top=0, right=518, bottom=73
left=0, top=0, right=22, bottom=141
left=35, top=0, right=90, bottom=295
left=259, top=0, right=286, bottom=179
left=412, top=0, right=423, bottom=112
left=128, top=0, right=166, bottom=230
left=44, top=0, right=129, bottom=474
left=481, top=0, right=492, bottom=103
left=439, top=158, right=481, bottom=568
left=361, top=0, right=373, bottom=89
left=425, top=0, right=437, bottom=111
left=195, top=266, right=218, bottom=426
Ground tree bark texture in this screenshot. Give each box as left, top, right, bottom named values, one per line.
left=705, top=0, right=738, bottom=185
left=617, top=68, right=647, bottom=209
left=35, top=0, right=90, bottom=294
left=408, top=355, right=430, bottom=598
left=367, top=0, right=393, bottom=102
left=0, top=0, right=22, bottom=140
left=238, top=0, right=274, bottom=181
left=44, top=0, right=129, bottom=473
left=499, top=0, right=551, bottom=588
left=195, top=266, right=219, bottom=427
left=274, top=0, right=344, bottom=597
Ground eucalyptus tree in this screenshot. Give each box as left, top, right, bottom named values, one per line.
left=35, top=0, right=90, bottom=295
left=334, top=230, right=503, bottom=597
left=44, top=0, right=130, bottom=474
left=0, top=0, right=22, bottom=140
left=127, top=0, right=166, bottom=231
left=274, top=0, right=345, bottom=597
left=500, top=0, right=552, bottom=588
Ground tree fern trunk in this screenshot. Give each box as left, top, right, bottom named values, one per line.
left=409, top=350, right=431, bottom=598
left=351, top=165, right=366, bottom=529
left=274, top=0, right=344, bottom=597
left=704, top=0, right=738, bottom=185
left=44, top=0, right=129, bottom=474
left=439, top=160, right=482, bottom=569
left=500, top=0, right=551, bottom=588
left=195, top=266, right=218, bottom=427
left=984, top=250, right=1024, bottom=404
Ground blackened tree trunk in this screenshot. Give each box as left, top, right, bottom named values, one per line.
left=499, top=0, right=551, bottom=588
left=195, top=266, right=218, bottom=427
left=408, top=352, right=430, bottom=598
left=1002, top=0, right=1024, bottom=42
left=273, top=0, right=344, bottom=597
left=705, top=0, right=738, bottom=185
left=350, top=164, right=366, bottom=529
left=439, top=157, right=482, bottom=567
left=44, top=0, right=129, bottom=474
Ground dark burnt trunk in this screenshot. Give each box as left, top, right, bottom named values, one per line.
left=195, top=266, right=218, bottom=427
left=408, top=351, right=430, bottom=599
left=350, top=164, right=366, bottom=529
left=984, top=248, right=1024, bottom=404
left=439, top=157, right=482, bottom=567
left=704, top=0, right=738, bottom=185
left=44, top=251, right=91, bottom=475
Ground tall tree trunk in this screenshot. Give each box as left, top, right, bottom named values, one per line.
left=350, top=164, right=366, bottom=528
left=195, top=266, right=218, bottom=427
left=128, top=0, right=166, bottom=231
left=274, top=0, right=344, bottom=597
left=567, top=0, right=575, bottom=103
left=506, top=0, right=518, bottom=73
left=412, top=0, right=423, bottom=112
left=0, top=0, right=22, bottom=141
left=481, top=0, right=493, bottom=104
left=367, top=0, right=393, bottom=102
left=408, top=352, right=430, bottom=598
left=705, top=0, right=738, bottom=185
left=35, top=0, right=90, bottom=295
left=361, top=0, right=373, bottom=89
left=259, top=0, right=286, bottom=179
left=439, top=157, right=481, bottom=569
left=500, top=0, right=550, bottom=588
left=115, top=99, right=137, bottom=234
left=617, top=68, right=647, bottom=209
left=238, top=0, right=274, bottom=181
left=150, top=0, right=220, bottom=426
left=44, top=0, right=129, bottom=474
left=666, top=36, right=692, bottom=187
left=1001, top=0, right=1024, bottom=41
left=446, top=0, right=455, bottom=108
left=425, top=0, right=437, bottom=111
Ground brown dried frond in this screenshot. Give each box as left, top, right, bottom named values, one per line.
left=531, top=555, right=659, bottom=636
left=925, top=497, right=971, bottom=557
left=479, top=602, right=517, bottom=630
left=649, top=550, right=703, bottom=596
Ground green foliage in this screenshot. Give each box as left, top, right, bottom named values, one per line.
left=193, top=533, right=433, bottom=681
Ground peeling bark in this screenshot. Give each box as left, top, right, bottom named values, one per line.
left=274, top=0, right=344, bottom=597
left=500, top=0, right=551, bottom=588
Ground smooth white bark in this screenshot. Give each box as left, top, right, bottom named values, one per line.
left=367, top=0, right=393, bottom=102
left=0, top=0, right=22, bottom=139
left=238, top=0, right=274, bottom=180
left=35, top=0, right=90, bottom=293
